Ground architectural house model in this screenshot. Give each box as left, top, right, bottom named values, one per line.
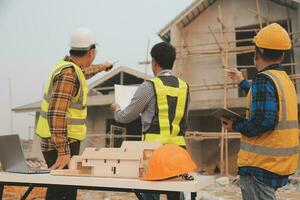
left=51, top=141, right=162, bottom=178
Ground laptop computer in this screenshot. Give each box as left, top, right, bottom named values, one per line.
left=0, top=134, right=49, bottom=174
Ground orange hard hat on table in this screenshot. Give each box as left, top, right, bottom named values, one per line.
left=142, top=144, right=197, bottom=181
left=253, top=23, right=291, bottom=50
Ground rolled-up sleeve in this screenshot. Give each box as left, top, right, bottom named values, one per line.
left=233, top=75, right=278, bottom=137
left=239, top=80, right=251, bottom=93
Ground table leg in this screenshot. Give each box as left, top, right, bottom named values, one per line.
left=0, top=184, right=4, bottom=199
left=21, top=184, right=34, bottom=200
left=134, top=191, right=145, bottom=200
left=191, top=192, right=197, bottom=200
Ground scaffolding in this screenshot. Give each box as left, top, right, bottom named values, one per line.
left=86, top=125, right=142, bottom=149
left=170, top=0, right=300, bottom=176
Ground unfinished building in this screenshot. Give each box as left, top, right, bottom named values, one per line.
left=158, top=0, right=300, bottom=174
left=157, top=0, right=300, bottom=130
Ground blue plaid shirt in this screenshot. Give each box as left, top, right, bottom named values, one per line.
left=233, top=64, right=289, bottom=189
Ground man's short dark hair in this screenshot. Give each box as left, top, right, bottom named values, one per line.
left=69, top=44, right=96, bottom=57
left=150, top=42, right=176, bottom=69
left=255, top=46, right=285, bottom=61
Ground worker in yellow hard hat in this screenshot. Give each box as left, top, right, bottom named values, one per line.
left=222, top=23, right=298, bottom=200
left=36, top=27, right=113, bottom=200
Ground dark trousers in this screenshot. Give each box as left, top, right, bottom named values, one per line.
left=43, top=141, right=80, bottom=200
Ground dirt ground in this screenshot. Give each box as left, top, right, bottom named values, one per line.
left=2, top=187, right=170, bottom=200
left=205, top=184, right=300, bottom=200
left=2, top=185, right=300, bottom=200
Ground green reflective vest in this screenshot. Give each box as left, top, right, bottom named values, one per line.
left=144, top=76, right=188, bottom=146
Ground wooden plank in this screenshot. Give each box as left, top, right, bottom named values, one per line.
left=185, top=132, right=241, bottom=141
left=208, top=26, right=222, bottom=51
left=178, top=32, right=300, bottom=48
left=218, top=4, right=230, bottom=176
left=256, top=0, right=263, bottom=28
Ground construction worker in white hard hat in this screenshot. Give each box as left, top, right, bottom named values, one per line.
left=222, top=23, right=298, bottom=200
left=36, top=27, right=113, bottom=200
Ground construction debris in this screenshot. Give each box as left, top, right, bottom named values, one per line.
left=194, top=175, right=300, bottom=200
left=185, top=132, right=240, bottom=175
left=216, top=177, right=230, bottom=186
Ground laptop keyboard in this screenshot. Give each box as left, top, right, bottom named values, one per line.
left=25, top=159, right=47, bottom=168
left=26, top=159, right=49, bottom=173
left=28, top=167, right=50, bottom=174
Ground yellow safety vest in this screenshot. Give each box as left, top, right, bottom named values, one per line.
left=144, top=77, right=188, bottom=146
left=36, top=60, right=88, bottom=141
left=238, top=69, right=299, bottom=175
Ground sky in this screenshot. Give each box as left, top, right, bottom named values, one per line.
left=0, top=0, right=194, bottom=139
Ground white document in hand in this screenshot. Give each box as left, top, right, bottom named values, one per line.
left=114, top=84, right=138, bottom=109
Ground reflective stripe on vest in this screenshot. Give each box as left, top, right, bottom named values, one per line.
left=43, top=93, right=86, bottom=110
left=39, top=111, right=86, bottom=125
left=35, top=60, right=88, bottom=140
left=238, top=69, right=299, bottom=175
left=144, top=77, right=188, bottom=146
left=275, top=120, right=298, bottom=130
left=240, top=142, right=299, bottom=157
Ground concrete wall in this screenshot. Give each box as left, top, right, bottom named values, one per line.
left=81, top=106, right=114, bottom=151
left=86, top=106, right=113, bottom=135
left=171, top=0, right=299, bottom=102
left=188, top=115, right=222, bottom=132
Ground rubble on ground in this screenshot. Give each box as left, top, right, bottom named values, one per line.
left=194, top=174, right=300, bottom=200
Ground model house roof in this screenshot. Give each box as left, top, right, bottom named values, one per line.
left=80, top=141, right=161, bottom=161
left=121, top=141, right=162, bottom=152
left=85, top=148, right=141, bottom=160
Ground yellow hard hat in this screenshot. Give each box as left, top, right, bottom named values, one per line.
left=253, top=23, right=291, bottom=50
left=142, top=144, right=197, bottom=181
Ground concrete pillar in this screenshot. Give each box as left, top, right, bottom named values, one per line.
left=170, top=24, right=183, bottom=77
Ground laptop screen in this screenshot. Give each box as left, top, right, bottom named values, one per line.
left=0, top=134, right=28, bottom=172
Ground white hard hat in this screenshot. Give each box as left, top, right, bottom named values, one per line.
left=69, top=27, right=96, bottom=50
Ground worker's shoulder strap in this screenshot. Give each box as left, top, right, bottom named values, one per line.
left=53, top=63, right=76, bottom=77
left=149, top=76, right=187, bottom=87
left=44, top=63, right=80, bottom=103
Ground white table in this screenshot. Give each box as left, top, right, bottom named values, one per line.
left=0, top=172, right=215, bottom=200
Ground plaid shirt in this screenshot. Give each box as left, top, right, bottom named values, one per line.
left=41, top=57, right=107, bottom=155
left=233, top=64, right=289, bottom=189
